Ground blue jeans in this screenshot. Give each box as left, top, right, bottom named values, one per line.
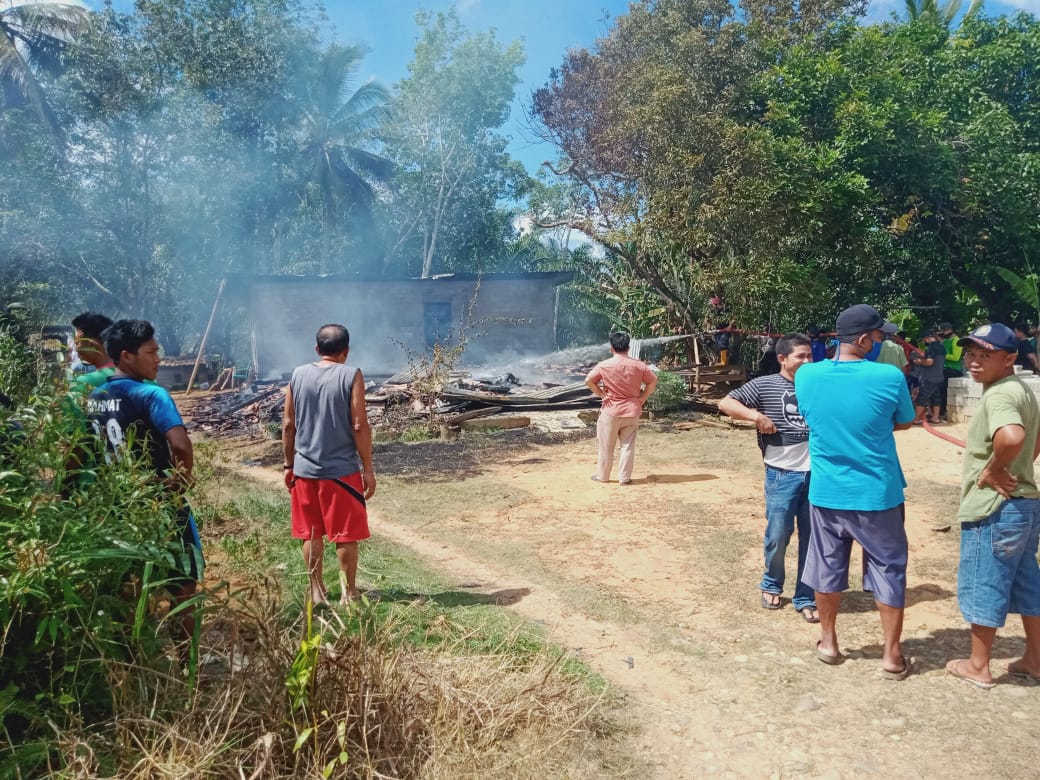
left=959, top=498, right=1040, bottom=627
left=760, top=466, right=815, bottom=611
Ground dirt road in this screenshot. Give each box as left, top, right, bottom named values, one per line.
left=364, top=420, right=1039, bottom=778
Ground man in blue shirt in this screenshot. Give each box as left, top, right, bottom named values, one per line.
left=87, top=320, right=201, bottom=643
left=795, top=304, right=916, bottom=679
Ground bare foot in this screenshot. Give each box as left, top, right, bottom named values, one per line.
left=1002, top=659, right=1040, bottom=680
left=339, top=589, right=362, bottom=606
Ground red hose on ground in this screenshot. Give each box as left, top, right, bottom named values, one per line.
left=922, top=419, right=966, bottom=449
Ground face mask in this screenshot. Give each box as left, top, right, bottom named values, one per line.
left=865, top=339, right=882, bottom=361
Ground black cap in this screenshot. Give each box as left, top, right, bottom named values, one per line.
left=835, top=304, right=893, bottom=338
left=939, top=321, right=954, bottom=331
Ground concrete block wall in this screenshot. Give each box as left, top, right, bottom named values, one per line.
left=247, top=276, right=561, bottom=379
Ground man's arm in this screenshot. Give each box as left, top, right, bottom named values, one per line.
left=639, top=372, right=658, bottom=405
left=584, top=370, right=604, bottom=399
left=281, top=384, right=295, bottom=490
left=351, top=370, right=376, bottom=499
left=718, top=396, right=777, bottom=434
left=165, top=426, right=194, bottom=488
left=893, top=376, right=916, bottom=431
left=978, top=423, right=1026, bottom=498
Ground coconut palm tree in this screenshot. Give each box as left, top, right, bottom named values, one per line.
left=296, top=44, right=393, bottom=245
left=903, top=0, right=983, bottom=29
left=0, top=1, right=90, bottom=133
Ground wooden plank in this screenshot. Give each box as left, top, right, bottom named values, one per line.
left=446, top=406, right=503, bottom=424
left=460, top=415, right=530, bottom=431
left=218, top=386, right=281, bottom=416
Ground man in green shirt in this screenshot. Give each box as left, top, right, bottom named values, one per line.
left=70, top=312, right=115, bottom=392
left=939, top=321, right=963, bottom=421
left=946, top=323, right=1040, bottom=689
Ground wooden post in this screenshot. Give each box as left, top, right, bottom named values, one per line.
left=693, top=335, right=701, bottom=394
left=185, top=278, right=226, bottom=396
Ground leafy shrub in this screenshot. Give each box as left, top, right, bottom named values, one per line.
left=646, top=370, right=688, bottom=413
left=0, top=388, right=196, bottom=775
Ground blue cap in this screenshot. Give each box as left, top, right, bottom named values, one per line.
left=957, top=323, right=1017, bottom=353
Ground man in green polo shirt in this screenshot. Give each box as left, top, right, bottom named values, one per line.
left=945, top=323, right=1040, bottom=689
left=70, top=312, right=115, bottom=393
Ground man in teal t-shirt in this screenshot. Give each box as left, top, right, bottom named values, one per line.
left=945, top=323, right=1040, bottom=689
left=795, top=304, right=916, bottom=679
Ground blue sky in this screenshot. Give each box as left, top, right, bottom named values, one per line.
left=92, top=0, right=1038, bottom=172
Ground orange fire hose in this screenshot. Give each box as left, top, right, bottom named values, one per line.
left=922, top=418, right=966, bottom=449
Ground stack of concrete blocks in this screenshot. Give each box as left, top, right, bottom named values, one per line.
left=947, top=367, right=1040, bottom=423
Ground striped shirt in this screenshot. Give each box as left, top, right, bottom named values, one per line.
left=726, top=374, right=810, bottom=471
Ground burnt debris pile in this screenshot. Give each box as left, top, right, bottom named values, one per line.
left=184, top=365, right=602, bottom=439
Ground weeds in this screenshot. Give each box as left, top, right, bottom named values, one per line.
left=43, top=584, right=615, bottom=779
left=0, top=390, right=200, bottom=775
left=646, top=370, right=688, bottom=414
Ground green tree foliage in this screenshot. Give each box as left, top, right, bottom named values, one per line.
left=292, top=43, right=392, bottom=274
left=533, top=0, right=1040, bottom=334
left=903, top=0, right=982, bottom=29
left=0, top=0, right=89, bottom=135
left=382, top=9, right=529, bottom=278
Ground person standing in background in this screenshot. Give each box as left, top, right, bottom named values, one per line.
left=70, top=312, right=115, bottom=393
left=940, top=321, right=963, bottom=422
left=585, top=332, right=658, bottom=486
left=1014, top=324, right=1038, bottom=373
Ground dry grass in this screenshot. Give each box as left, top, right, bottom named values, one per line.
left=50, top=583, right=618, bottom=780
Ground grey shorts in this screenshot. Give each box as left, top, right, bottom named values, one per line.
left=802, top=504, right=908, bottom=608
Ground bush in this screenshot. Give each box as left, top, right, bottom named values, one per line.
left=646, top=370, right=688, bottom=414
left=0, top=387, right=196, bottom=775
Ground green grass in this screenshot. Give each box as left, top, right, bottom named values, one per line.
left=199, top=471, right=610, bottom=692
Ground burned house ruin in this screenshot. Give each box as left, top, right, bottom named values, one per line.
left=231, top=272, right=574, bottom=380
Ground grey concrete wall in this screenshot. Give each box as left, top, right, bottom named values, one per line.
left=248, top=277, right=559, bottom=379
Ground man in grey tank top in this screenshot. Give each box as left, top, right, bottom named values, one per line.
left=282, top=324, right=376, bottom=605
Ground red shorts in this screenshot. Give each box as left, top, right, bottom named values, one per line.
left=290, top=473, right=370, bottom=543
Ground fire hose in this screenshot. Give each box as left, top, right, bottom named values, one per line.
left=922, top=418, right=966, bottom=449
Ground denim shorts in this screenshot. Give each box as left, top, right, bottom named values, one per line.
left=958, top=498, right=1040, bottom=627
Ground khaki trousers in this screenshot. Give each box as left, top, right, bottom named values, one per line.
left=596, top=411, right=641, bottom=483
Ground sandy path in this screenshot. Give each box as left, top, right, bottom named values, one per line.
left=364, top=421, right=1040, bottom=779
left=228, top=418, right=1039, bottom=777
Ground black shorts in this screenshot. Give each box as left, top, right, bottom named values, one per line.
left=168, top=506, right=204, bottom=586
left=918, top=379, right=943, bottom=407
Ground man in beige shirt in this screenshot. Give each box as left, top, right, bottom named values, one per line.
left=585, top=332, right=658, bottom=485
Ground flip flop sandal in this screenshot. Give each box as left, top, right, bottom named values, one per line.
left=1000, top=662, right=1040, bottom=682
left=882, top=655, right=914, bottom=681
left=945, top=659, right=994, bottom=689
left=761, top=592, right=782, bottom=610
left=815, top=640, right=845, bottom=666
left=799, top=607, right=821, bottom=624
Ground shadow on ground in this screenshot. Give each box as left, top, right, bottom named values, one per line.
left=378, top=587, right=532, bottom=608
left=834, top=582, right=954, bottom=614
left=642, top=473, right=719, bottom=484
left=377, top=429, right=591, bottom=480
left=855, top=627, right=1038, bottom=676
